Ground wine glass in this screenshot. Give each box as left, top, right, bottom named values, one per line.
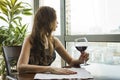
left=74, top=37, right=88, bottom=66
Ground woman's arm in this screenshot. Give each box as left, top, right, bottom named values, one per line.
left=54, top=37, right=89, bottom=67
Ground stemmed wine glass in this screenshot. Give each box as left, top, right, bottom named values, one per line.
left=74, top=37, right=88, bottom=66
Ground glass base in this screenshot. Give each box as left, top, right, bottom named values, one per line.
left=80, top=63, right=90, bottom=66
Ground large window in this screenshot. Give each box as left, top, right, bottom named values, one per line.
left=37, top=0, right=120, bottom=66
left=65, top=0, right=120, bottom=65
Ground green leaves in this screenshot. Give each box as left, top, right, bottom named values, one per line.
left=0, top=0, right=32, bottom=28
left=1, top=24, right=28, bottom=46
left=0, top=16, right=8, bottom=23
left=22, top=9, right=32, bottom=15
left=11, top=0, right=17, bottom=6
left=0, top=0, right=32, bottom=46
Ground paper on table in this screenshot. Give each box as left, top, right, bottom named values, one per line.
left=34, top=68, right=93, bottom=79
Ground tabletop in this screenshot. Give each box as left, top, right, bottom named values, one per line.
left=13, top=63, right=120, bottom=80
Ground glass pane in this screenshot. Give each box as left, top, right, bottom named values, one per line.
left=20, top=0, right=33, bottom=32
left=39, top=0, right=61, bottom=35
left=66, top=42, right=120, bottom=65
left=66, top=0, right=120, bottom=35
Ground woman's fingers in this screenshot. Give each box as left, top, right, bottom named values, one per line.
left=64, top=69, right=77, bottom=74
left=51, top=68, right=77, bottom=75
left=79, top=52, right=89, bottom=63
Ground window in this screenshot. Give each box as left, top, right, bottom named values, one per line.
left=19, top=0, right=33, bottom=32
left=65, top=0, right=120, bottom=65
left=67, top=0, right=120, bottom=35
left=37, top=0, right=120, bottom=66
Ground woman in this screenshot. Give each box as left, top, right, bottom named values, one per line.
left=17, top=6, right=89, bottom=75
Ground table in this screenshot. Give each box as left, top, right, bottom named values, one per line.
left=16, top=63, right=120, bottom=80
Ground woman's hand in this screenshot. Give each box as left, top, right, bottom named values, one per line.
left=69, top=52, right=89, bottom=67
left=49, top=67, right=77, bottom=75
left=79, top=52, right=89, bottom=64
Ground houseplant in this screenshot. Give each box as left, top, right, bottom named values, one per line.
left=0, top=0, right=32, bottom=78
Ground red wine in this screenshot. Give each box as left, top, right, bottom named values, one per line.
left=75, top=46, right=87, bottom=52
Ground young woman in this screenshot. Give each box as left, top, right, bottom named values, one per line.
left=17, top=6, right=89, bottom=75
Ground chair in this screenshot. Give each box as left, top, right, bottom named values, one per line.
left=2, top=46, right=22, bottom=80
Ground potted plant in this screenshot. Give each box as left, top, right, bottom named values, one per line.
left=0, top=0, right=32, bottom=79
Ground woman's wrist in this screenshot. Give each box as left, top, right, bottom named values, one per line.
left=47, top=67, right=57, bottom=73
left=47, top=66, right=53, bottom=73
left=70, top=59, right=81, bottom=68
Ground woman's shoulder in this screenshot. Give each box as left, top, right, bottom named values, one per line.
left=53, top=36, right=60, bottom=42
left=23, top=34, right=31, bottom=45
left=53, top=36, right=62, bottom=49
left=24, top=34, right=31, bottom=41
left=23, top=34, right=32, bottom=47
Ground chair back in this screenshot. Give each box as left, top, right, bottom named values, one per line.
left=2, top=46, right=22, bottom=75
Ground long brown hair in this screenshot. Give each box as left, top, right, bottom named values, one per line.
left=29, top=6, right=56, bottom=55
